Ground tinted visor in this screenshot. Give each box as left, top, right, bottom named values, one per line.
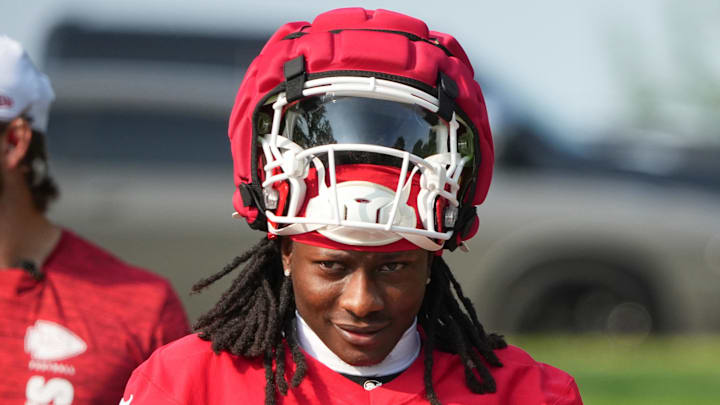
left=257, top=94, right=474, bottom=162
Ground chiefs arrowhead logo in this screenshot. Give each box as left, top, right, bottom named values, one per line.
left=25, top=320, right=87, bottom=361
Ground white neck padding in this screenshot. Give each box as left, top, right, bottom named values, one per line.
left=295, top=311, right=420, bottom=377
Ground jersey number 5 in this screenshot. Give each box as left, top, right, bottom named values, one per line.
left=25, top=376, right=74, bottom=405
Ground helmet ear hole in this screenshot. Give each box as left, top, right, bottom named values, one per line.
left=264, top=188, right=279, bottom=210
left=434, top=198, right=458, bottom=235
left=443, top=205, right=458, bottom=229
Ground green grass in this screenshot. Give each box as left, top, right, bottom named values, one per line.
left=508, top=335, right=720, bottom=405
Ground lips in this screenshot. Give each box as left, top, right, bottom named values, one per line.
left=333, top=322, right=389, bottom=347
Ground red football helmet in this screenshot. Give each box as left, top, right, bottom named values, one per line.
left=229, top=8, right=494, bottom=252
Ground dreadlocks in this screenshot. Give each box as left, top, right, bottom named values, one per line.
left=193, top=237, right=507, bottom=405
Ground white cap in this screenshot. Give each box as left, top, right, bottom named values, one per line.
left=0, top=35, right=55, bottom=132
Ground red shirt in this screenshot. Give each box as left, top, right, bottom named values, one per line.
left=123, top=333, right=582, bottom=404
left=0, top=230, right=190, bottom=405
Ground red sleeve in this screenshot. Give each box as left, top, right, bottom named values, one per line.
left=149, top=283, right=190, bottom=350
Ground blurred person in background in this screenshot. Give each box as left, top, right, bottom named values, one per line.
left=0, top=35, right=189, bottom=404
left=122, top=8, right=582, bottom=405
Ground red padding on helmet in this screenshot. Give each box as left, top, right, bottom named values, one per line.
left=311, top=8, right=430, bottom=38
left=229, top=8, right=494, bottom=244
left=461, top=215, right=480, bottom=242
left=290, top=232, right=421, bottom=252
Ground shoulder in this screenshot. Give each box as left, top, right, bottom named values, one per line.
left=138, top=334, right=264, bottom=376
left=495, top=344, right=562, bottom=369
left=45, top=229, right=188, bottom=341
left=432, top=345, right=582, bottom=405
left=49, top=229, right=169, bottom=285
left=493, top=345, right=581, bottom=404
left=139, top=334, right=220, bottom=369
left=124, top=334, right=265, bottom=403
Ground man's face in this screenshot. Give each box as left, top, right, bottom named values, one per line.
left=282, top=240, right=430, bottom=366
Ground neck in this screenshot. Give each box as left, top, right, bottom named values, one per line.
left=0, top=185, right=60, bottom=269
left=295, top=312, right=421, bottom=377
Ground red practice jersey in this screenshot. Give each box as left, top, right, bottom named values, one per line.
left=123, top=333, right=582, bottom=405
left=0, top=230, right=190, bottom=405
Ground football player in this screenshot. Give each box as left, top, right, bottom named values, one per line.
left=122, top=8, right=582, bottom=405
left=0, top=35, right=190, bottom=404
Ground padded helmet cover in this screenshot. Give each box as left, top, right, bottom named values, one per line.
left=229, top=8, right=494, bottom=245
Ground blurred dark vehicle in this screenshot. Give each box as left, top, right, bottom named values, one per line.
left=44, top=22, right=720, bottom=334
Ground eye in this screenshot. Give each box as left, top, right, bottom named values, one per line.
left=318, top=261, right=345, bottom=273
left=378, top=262, right=404, bottom=273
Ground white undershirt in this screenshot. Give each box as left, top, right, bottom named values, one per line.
left=295, top=311, right=420, bottom=377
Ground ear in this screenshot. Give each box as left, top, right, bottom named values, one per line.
left=2, top=118, right=32, bottom=170
left=280, top=237, right=294, bottom=270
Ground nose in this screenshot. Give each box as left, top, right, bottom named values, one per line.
left=338, top=270, right=384, bottom=319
